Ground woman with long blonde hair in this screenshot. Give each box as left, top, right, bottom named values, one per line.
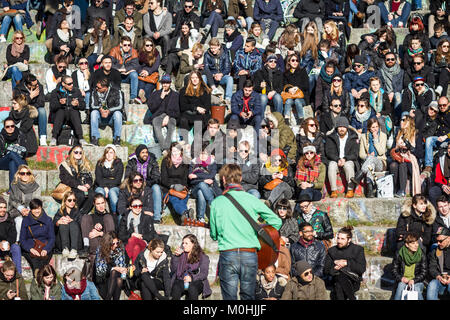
left=59, top=145, right=95, bottom=215
left=8, top=164, right=40, bottom=219
left=4, top=30, right=29, bottom=90
left=322, top=20, right=345, bottom=55
left=389, top=114, right=424, bottom=197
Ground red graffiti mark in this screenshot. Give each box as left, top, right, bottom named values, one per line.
left=35, top=146, right=71, bottom=165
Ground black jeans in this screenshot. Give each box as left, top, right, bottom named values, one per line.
left=171, top=279, right=203, bottom=300
left=140, top=273, right=167, bottom=300
left=22, top=251, right=52, bottom=276
left=58, top=221, right=81, bottom=251
left=389, top=161, right=413, bottom=193
left=52, top=108, right=83, bottom=139
left=154, top=35, right=170, bottom=57
left=332, top=273, right=360, bottom=300
left=165, top=52, right=180, bottom=75
left=72, top=188, right=95, bottom=216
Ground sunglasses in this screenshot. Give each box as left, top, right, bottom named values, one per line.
left=57, top=66, right=67, bottom=69
left=401, top=118, right=407, bottom=122
left=19, top=171, right=32, bottom=176
left=290, top=59, right=298, bottom=62
left=277, top=206, right=288, bottom=210
left=302, top=271, right=312, bottom=277
left=305, top=151, right=315, bottom=155
left=415, top=83, right=425, bottom=87
left=131, top=204, right=143, bottom=209
left=133, top=178, right=143, bottom=183
left=268, top=59, right=277, bottom=63
left=112, top=241, right=119, bottom=246
left=439, top=104, right=448, bottom=107
left=66, top=198, right=76, bottom=203
left=437, top=238, right=448, bottom=243
left=79, top=61, right=88, bottom=65
left=385, top=58, right=395, bottom=62
left=332, top=78, right=342, bottom=82
left=73, top=151, right=83, bottom=155
left=442, top=45, right=449, bottom=48
left=413, top=62, right=423, bottom=65
left=273, top=158, right=282, bottom=162
left=239, top=149, right=249, bottom=153
left=4, top=125, right=14, bottom=129
left=332, top=104, right=342, bottom=107
left=65, top=82, right=73, bottom=85
left=15, top=37, right=23, bottom=40
left=145, top=43, right=153, bottom=47
left=185, top=5, right=193, bottom=8
left=308, top=124, right=316, bottom=127
left=353, top=64, right=362, bottom=68
left=122, top=43, right=131, bottom=47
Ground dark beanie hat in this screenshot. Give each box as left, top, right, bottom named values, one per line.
left=295, top=260, right=312, bottom=276
left=0, top=196, right=6, bottom=206
left=335, top=116, right=349, bottom=128
left=135, top=144, right=148, bottom=158
left=353, top=55, right=365, bottom=65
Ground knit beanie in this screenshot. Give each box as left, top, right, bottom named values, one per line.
left=295, top=260, right=312, bottom=276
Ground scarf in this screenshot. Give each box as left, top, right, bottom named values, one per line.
left=118, top=25, right=136, bottom=42
left=64, top=278, right=87, bottom=300
left=176, top=252, right=200, bottom=280
left=369, top=88, right=384, bottom=113
left=103, top=159, right=113, bottom=169
left=171, top=154, right=183, bottom=167
left=368, top=132, right=378, bottom=157
left=92, top=34, right=103, bottom=55
left=91, top=210, right=106, bottom=229
left=407, top=47, right=423, bottom=57
left=302, top=205, right=317, bottom=223
left=265, top=161, right=288, bottom=176
left=127, top=212, right=141, bottom=233
left=295, top=155, right=321, bottom=183
left=225, top=29, right=241, bottom=43
left=223, top=183, right=244, bottom=194
left=0, top=212, right=8, bottom=223
left=380, top=62, right=401, bottom=93
left=399, top=244, right=422, bottom=267
left=258, top=272, right=278, bottom=294
left=11, top=42, right=25, bottom=58
left=299, top=237, right=314, bottom=248
left=136, top=155, right=149, bottom=180
left=319, top=65, right=338, bottom=84
left=51, top=65, right=66, bottom=80
left=398, top=136, right=421, bottom=195
left=57, top=28, right=71, bottom=43
left=444, top=153, right=450, bottom=178
left=1, top=127, right=19, bottom=144
left=355, top=108, right=372, bottom=123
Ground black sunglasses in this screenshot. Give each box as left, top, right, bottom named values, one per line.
left=133, top=178, right=143, bottom=183
left=385, top=58, right=395, bottom=62
left=66, top=198, right=76, bottom=203
left=302, top=271, right=312, bottom=277
left=277, top=206, right=288, bottom=210
left=4, top=125, right=14, bottom=129
left=19, top=171, right=32, bottom=176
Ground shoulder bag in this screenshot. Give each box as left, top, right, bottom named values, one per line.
left=280, top=84, right=304, bottom=104
left=138, top=72, right=159, bottom=84
left=28, top=226, right=47, bottom=258
left=264, top=178, right=283, bottom=191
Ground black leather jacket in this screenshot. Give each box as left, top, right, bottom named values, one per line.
left=290, top=239, right=326, bottom=278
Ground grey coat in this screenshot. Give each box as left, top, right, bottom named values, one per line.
left=8, top=181, right=40, bottom=219
left=143, top=10, right=173, bottom=38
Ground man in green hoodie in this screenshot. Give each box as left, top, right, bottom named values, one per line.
left=210, top=164, right=282, bottom=300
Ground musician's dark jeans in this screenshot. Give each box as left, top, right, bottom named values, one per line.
left=218, top=250, right=258, bottom=300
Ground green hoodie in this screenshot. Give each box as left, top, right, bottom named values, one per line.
left=210, top=190, right=282, bottom=251
left=268, top=112, right=297, bottom=161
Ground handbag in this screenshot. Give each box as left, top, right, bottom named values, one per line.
left=138, top=72, right=158, bottom=84
left=401, top=284, right=419, bottom=300
left=0, top=9, right=20, bottom=18
left=390, top=148, right=404, bottom=163
left=280, top=84, right=304, bottom=104
left=163, top=187, right=188, bottom=204
left=341, top=269, right=362, bottom=282
left=264, top=178, right=283, bottom=191
left=51, top=183, right=72, bottom=201
left=28, top=226, right=47, bottom=258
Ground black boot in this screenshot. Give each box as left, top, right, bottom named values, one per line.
left=350, top=170, right=365, bottom=190
left=366, top=179, right=375, bottom=198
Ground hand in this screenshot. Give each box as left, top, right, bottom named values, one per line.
left=196, top=107, right=206, bottom=114
left=59, top=98, right=67, bottom=105
left=268, top=91, right=275, bottom=99
left=387, top=13, right=393, bottom=21
left=183, top=275, right=192, bottom=283
left=96, top=54, right=103, bottom=63
left=437, top=275, right=447, bottom=285
left=143, top=211, right=153, bottom=216
left=281, top=236, right=289, bottom=244
left=272, top=173, right=279, bottom=180
left=365, top=35, right=374, bottom=43
left=41, top=250, right=47, bottom=257
left=77, top=185, right=88, bottom=192
left=6, top=290, right=16, bottom=300
left=401, top=277, right=409, bottom=284
left=162, top=115, right=169, bottom=127
left=442, top=185, right=450, bottom=195
left=100, top=108, right=110, bottom=118
left=188, top=173, right=197, bottom=179
left=71, top=98, right=79, bottom=106
left=132, top=233, right=143, bottom=239
left=300, top=181, right=310, bottom=189
left=142, top=268, right=148, bottom=273
left=214, top=73, right=223, bottom=81
left=238, top=70, right=248, bottom=76
left=94, top=223, right=103, bottom=232
left=153, top=32, right=160, bottom=39
left=140, top=70, right=149, bottom=77
left=215, top=8, right=221, bottom=13
left=30, top=248, right=40, bottom=256
left=30, top=87, right=40, bottom=99
left=289, top=87, right=297, bottom=95
left=409, top=109, right=416, bottom=117
left=438, top=135, right=447, bottom=142
left=0, top=241, right=9, bottom=251
left=260, top=81, right=266, bottom=88
left=408, top=279, right=415, bottom=287
left=174, top=247, right=183, bottom=256
left=388, top=92, right=394, bottom=102
left=204, top=179, right=214, bottom=184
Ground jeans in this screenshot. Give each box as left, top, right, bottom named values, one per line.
left=394, top=282, right=424, bottom=300
left=163, top=192, right=189, bottom=215
left=284, top=98, right=305, bottom=120
left=203, top=11, right=224, bottom=37
left=259, top=18, right=279, bottom=40
left=0, top=243, right=22, bottom=274
left=0, top=151, right=26, bottom=190
left=211, top=75, right=234, bottom=100
left=192, top=182, right=216, bottom=220
left=152, top=113, right=177, bottom=151
left=378, top=1, right=411, bottom=27
left=95, top=187, right=120, bottom=214
left=37, top=107, right=47, bottom=137
left=426, top=279, right=450, bottom=300
left=87, top=53, right=100, bottom=72
left=6, top=66, right=22, bottom=90
left=121, top=71, right=138, bottom=100
left=425, top=136, right=449, bottom=167
left=58, top=221, right=81, bottom=251
left=230, top=113, right=263, bottom=133
left=218, top=250, right=258, bottom=300
left=261, top=93, right=283, bottom=114
left=152, top=184, right=162, bottom=221
left=227, top=16, right=254, bottom=31
left=138, top=81, right=156, bottom=101
left=0, top=14, right=24, bottom=35
left=90, top=110, right=122, bottom=139
left=247, top=188, right=261, bottom=199
left=84, top=91, right=90, bottom=110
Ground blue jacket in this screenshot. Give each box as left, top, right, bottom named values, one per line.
left=344, top=69, right=376, bottom=92
left=204, top=47, right=231, bottom=76
left=350, top=107, right=377, bottom=133
left=20, top=210, right=55, bottom=253
left=253, top=0, right=283, bottom=21
left=233, top=48, right=262, bottom=78
left=61, top=281, right=101, bottom=300
left=231, top=90, right=263, bottom=117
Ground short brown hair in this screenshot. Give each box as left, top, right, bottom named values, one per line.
left=209, top=37, right=220, bottom=47
left=219, top=164, right=242, bottom=185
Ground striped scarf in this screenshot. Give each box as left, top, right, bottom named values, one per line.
left=295, top=155, right=321, bottom=183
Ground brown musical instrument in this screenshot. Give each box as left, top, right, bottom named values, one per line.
left=257, top=224, right=281, bottom=270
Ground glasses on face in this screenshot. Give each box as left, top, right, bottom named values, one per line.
left=268, top=59, right=277, bottom=63
left=273, top=158, right=282, bottom=162
left=358, top=104, right=367, bottom=107
left=415, top=83, right=425, bottom=87
left=15, top=37, right=23, bottom=40
left=112, top=241, right=119, bottom=246
left=5, top=125, right=14, bottom=129
left=65, top=82, right=73, bottom=86
left=442, top=45, right=449, bottom=48
left=385, top=58, right=395, bottom=62
left=73, top=150, right=82, bottom=155
left=79, top=61, right=88, bottom=65
left=332, top=104, right=342, bottom=107
left=413, top=61, right=423, bottom=65
left=299, top=204, right=310, bottom=210
left=302, top=271, right=312, bottom=277
left=261, top=125, right=269, bottom=129
left=131, top=204, right=143, bottom=209
left=401, top=118, right=407, bottom=122
left=308, top=123, right=316, bottom=128
left=439, top=104, right=448, bottom=107
left=277, top=206, right=288, bottom=211
left=353, top=64, right=362, bottom=68
left=332, top=78, right=342, bottom=82
left=185, top=4, right=193, bottom=8
left=66, top=198, right=76, bottom=203
left=437, top=238, right=448, bottom=243
left=305, top=151, right=315, bottom=155
left=133, top=178, right=143, bottom=183
left=290, top=59, right=298, bottom=63
left=19, top=171, right=32, bottom=176
left=145, top=43, right=153, bottom=47
left=122, top=43, right=131, bottom=47
left=239, top=149, right=249, bottom=153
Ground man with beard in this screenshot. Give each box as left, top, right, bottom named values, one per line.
left=427, top=227, right=450, bottom=300
left=90, top=56, right=122, bottom=90
left=432, top=196, right=450, bottom=244
left=379, top=52, right=404, bottom=121
left=324, top=226, right=366, bottom=300
left=125, top=145, right=163, bottom=223
left=320, top=98, right=347, bottom=135
left=290, top=222, right=326, bottom=278
left=403, top=53, right=435, bottom=89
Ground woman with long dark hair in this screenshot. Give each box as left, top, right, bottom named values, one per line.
left=283, top=53, right=309, bottom=123
left=51, top=17, right=77, bottom=64
left=431, top=39, right=450, bottom=97
left=30, top=264, right=62, bottom=300
left=83, top=17, right=112, bottom=71
left=137, top=37, right=160, bottom=102
left=170, top=234, right=211, bottom=300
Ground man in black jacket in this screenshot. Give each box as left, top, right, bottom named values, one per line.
left=172, top=0, right=200, bottom=38
left=90, top=55, right=122, bottom=91
left=125, top=145, right=163, bottom=223
left=320, top=98, right=346, bottom=135
left=403, top=53, right=435, bottom=89
left=84, top=0, right=113, bottom=34
left=49, top=75, right=87, bottom=146
left=325, top=116, right=359, bottom=198
left=324, top=226, right=366, bottom=300
left=89, top=78, right=124, bottom=146
left=253, top=54, right=284, bottom=115
left=144, top=75, right=180, bottom=151
left=14, top=73, right=48, bottom=146
left=426, top=227, right=450, bottom=300
left=290, top=222, right=326, bottom=278
left=432, top=196, right=450, bottom=244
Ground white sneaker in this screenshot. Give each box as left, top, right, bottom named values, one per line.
left=49, top=138, right=57, bottom=146
left=68, top=249, right=78, bottom=259
left=435, top=86, right=443, bottom=96
left=79, top=139, right=89, bottom=146
left=0, top=35, right=6, bottom=43
left=40, top=135, right=47, bottom=146
left=62, top=248, right=70, bottom=258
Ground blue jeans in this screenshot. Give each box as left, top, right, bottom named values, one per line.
left=163, top=192, right=189, bottom=215
left=230, top=113, right=263, bottom=133
left=84, top=91, right=90, bottom=110
left=284, top=98, right=305, bottom=120
left=212, top=75, right=234, bottom=100
left=151, top=184, right=162, bottom=221
left=218, top=250, right=258, bottom=300
left=192, top=182, right=216, bottom=220
left=37, top=107, right=47, bottom=137
left=394, top=282, right=424, bottom=300
left=95, top=186, right=120, bottom=214
left=138, top=81, right=156, bottom=101
left=121, top=71, right=138, bottom=100
left=87, top=53, right=100, bottom=72
left=259, top=18, right=279, bottom=40
left=378, top=1, right=411, bottom=27
left=90, top=110, right=123, bottom=139
left=6, top=66, right=22, bottom=90
left=10, top=243, right=22, bottom=274
left=227, top=16, right=254, bottom=31
left=0, top=151, right=26, bottom=190
left=426, top=279, right=450, bottom=300
left=247, top=188, right=260, bottom=199
left=349, top=0, right=358, bottom=23
left=0, top=14, right=24, bottom=36
left=203, top=11, right=224, bottom=37
left=261, top=93, right=283, bottom=114
left=425, top=136, right=449, bottom=167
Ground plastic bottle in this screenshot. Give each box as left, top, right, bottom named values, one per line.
left=184, top=272, right=190, bottom=290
